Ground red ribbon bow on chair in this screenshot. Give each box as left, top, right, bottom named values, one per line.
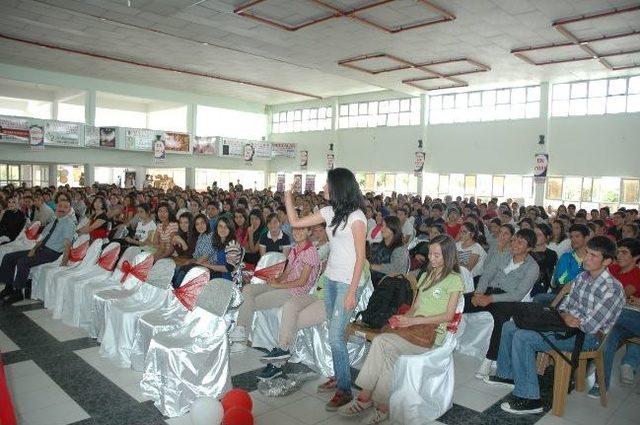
left=173, top=272, right=210, bottom=311
left=68, top=240, right=90, bottom=263
left=25, top=224, right=39, bottom=241
left=446, top=312, right=463, bottom=334
left=98, top=247, right=121, bottom=271
left=253, top=261, right=286, bottom=281
left=120, top=255, right=153, bottom=284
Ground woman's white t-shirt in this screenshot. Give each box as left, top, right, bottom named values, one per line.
left=548, top=238, right=571, bottom=258
left=135, top=220, right=157, bottom=242
left=320, top=206, right=366, bottom=285
left=456, top=241, right=487, bottom=277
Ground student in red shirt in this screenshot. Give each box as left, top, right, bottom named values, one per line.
left=609, top=238, right=640, bottom=297
left=445, top=207, right=462, bottom=239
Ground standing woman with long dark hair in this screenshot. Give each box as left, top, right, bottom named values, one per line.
left=284, top=168, right=367, bottom=411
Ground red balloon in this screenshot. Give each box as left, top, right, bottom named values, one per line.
left=222, top=407, right=254, bottom=425
left=221, top=389, right=253, bottom=412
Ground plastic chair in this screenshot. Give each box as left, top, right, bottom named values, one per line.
left=99, top=258, right=175, bottom=368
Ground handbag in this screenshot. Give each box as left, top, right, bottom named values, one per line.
left=381, top=322, right=438, bottom=348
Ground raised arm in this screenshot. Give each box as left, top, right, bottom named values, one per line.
left=284, top=189, right=324, bottom=228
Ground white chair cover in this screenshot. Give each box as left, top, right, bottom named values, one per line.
left=78, top=246, right=141, bottom=335
left=31, top=234, right=90, bottom=302
left=250, top=251, right=286, bottom=284
left=130, top=267, right=210, bottom=372
left=60, top=242, right=121, bottom=326
left=460, top=266, right=475, bottom=294
left=91, top=251, right=153, bottom=342
left=99, top=258, right=174, bottom=368
left=141, top=279, right=235, bottom=417
left=49, top=239, right=104, bottom=319
left=288, top=274, right=374, bottom=377
left=389, top=296, right=465, bottom=425
left=0, top=221, right=40, bottom=264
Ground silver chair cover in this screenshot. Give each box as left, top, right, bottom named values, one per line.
left=0, top=221, right=40, bottom=265
left=141, top=280, right=235, bottom=417
left=99, top=258, right=175, bottom=368
left=78, top=246, right=142, bottom=334
left=389, top=296, right=465, bottom=425
left=456, top=311, right=494, bottom=359
left=91, top=251, right=153, bottom=342
left=249, top=252, right=286, bottom=285
left=60, top=242, right=121, bottom=327
left=130, top=267, right=210, bottom=372
left=31, top=234, right=90, bottom=301
left=49, top=239, right=104, bottom=319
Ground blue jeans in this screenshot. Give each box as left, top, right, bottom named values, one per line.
left=496, top=320, right=599, bottom=400
left=324, top=279, right=361, bottom=394
left=602, top=309, right=640, bottom=388
left=533, top=293, right=556, bottom=306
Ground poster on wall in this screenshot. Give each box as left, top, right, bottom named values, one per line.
left=219, top=137, right=271, bottom=159
left=125, top=128, right=156, bottom=151
left=300, top=150, right=308, bottom=169
left=276, top=174, right=285, bottom=192
left=534, top=153, right=548, bottom=183
left=192, top=136, right=217, bottom=155
left=244, top=143, right=255, bottom=165
left=271, top=142, right=296, bottom=158
left=293, top=173, right=303, bottom=193
left=154, top=135, right=166, bottom=162
left=162, top=132, right=190, bottom=153
left=414, top=151, right=425, bottom=176
left=84, top=126, right=100, bottom=147
left=44, top=121, right=81, bottom=146
left=326, top=152, right=335, bottom=171
left=0, top=116, right=29, bottom=143
left=305, top=174, right=316, bottom=193
left=99, top=127, right=116, bottom=148
left=124, top=171, right=136, bottom=189
left=29, top=124, right=44, bottom=152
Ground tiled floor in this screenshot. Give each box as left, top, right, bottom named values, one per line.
left=1, top=299, right=638, bottom=425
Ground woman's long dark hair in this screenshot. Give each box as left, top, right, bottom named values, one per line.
left=213, top=216, right=236, bottom=249
left=424, top=234, right=460, bottom=285
left=157, top=202, right=177, bottom=223
left=326, top=168, right=365, bottom=236
left=383, top=216, right=404, bottom=251
left=90, top=196, right=106, bottom=217
left=177, top=212, right=195, bottom=252
left=552, top=219, right=567, bottom=243
left=193, top=213, right=211, bottom=235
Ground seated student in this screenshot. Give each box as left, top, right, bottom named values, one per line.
left=366, top=212, right=384, bottom=245
left=593, top=238, right=640, bottom=395
left=0, top=197, right=26, bottom=243
left=622, top=223, right=639, bottom=240
left=259, top=213, right=291, bottom=257
left=455, top=222, right=487, bottom=281
left=145, top=203, right=178, bottom=260
left=396, top=207, right=415, bottom=246
left=534, top=224, right=589, bottom=305
left=408, top=241, right=430, bottom=271
left=123, top=203, right=156, bottom=247
left=171, top=212, right=195, bottom=264
left=231, top=226, right=320, bottom=362
left=337, top=235, right=463, bottom=424
left=77, top=196, right=109, bottom=241
left=369, top=216, right=410, bottom=286
left=171, top=214, right=210, bottom=287
left=529, top=223, right=558, bottom=297
left=245, top=208, right=267, bottom=264
left=444, top=207, right=462, bottom=239
left=233, top=208, right=250, bottom=248
left=608, top=211, right=626, bottom=241
left=548, top=219, right=571, bottom=257
left=467, top=228, right=539, bottom=378
left=485, top=236, right=625, bottom=415
left=0, top=200, right=76, bottom=304
left=483, top=224, right=514, bottom=275
left=311, top=223, right=330, bottom=263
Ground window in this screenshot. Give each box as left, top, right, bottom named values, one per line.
left=147, top=104, right=188, bottom=132
left=94, top=167, right=128, bottom=185
left=338, top=97, right=419, bottom=129
left=552, top=76, right=640, bottom=117
left=195, top=168, right=265, bottom=191
left=0, top=96, right=52, bottom=119
left=0, top=163, right=48, bottom=187
left=57, top=93, right=86, bottom=123
left=196, top=105, right=266, bottom=140
left=429, top=86, right=540, bottom=124
left=147, top=168, right=186, bottom=189
left=272, top=106, right=332, bottom=133
left=546, top=177, right=563, bottom=200
left=56, top=164, right=85, bottom=187
left=544, top=176, right=639, bottom=210
left=622, top=179, right=640, bottom=204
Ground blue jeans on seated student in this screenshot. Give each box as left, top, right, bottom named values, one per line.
left=603, top=309, right=640, bottom=388
left=533, top=293, right=556, bottom=306
left=496, top=320, right=599, bottom=400
left=324, top=278, right=362, bottom=394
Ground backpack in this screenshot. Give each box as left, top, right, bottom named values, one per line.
left=356, top=274, right=414, bottom=329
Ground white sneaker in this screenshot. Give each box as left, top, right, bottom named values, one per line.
left=229, top=325, right=246, bottom=343
left=475, top=358, right=495, bottom=380
left=620, top=364, right=635, bottom=385
left=230, top=341, right=248, bottom=353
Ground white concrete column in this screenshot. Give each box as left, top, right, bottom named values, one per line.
left=83, top=163, right=94, bottom=186
left=186, top=167, right=196, bottom=189
left=134, top=166, right=146, bottom=190
left=85, top=90, right=96, bottom=127
left=48, top=163, right=58, bottom=187
left=533, top=82, right=550, bottom=206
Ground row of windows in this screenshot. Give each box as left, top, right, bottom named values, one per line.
left=546, top=176, right=640, bottom=205
left=423, top=173, right=534, bottom=201
left=551, top=76, right=640, bottom=117
left=338, top=97, right=421, bottom=128
left=271, top=106, right=332, bottom=133
left=428, top=86, right=541, bottom=124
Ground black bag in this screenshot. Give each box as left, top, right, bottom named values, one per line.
left=512, top=303, right=585, bottom=393
left=356, top=275, right=414, bottom=329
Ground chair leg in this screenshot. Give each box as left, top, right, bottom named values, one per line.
left=594, top=354, right=608, bottom=408
left=552, top=357, right=571, bottom=417
left=537, top=352, right=551, bottom=375
left=575, top=358, right=587, bottom=392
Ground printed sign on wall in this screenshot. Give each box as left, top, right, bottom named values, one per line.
left=0, top=116, right=29, bottom=143
left=99, top=127, right=117, bottom=148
